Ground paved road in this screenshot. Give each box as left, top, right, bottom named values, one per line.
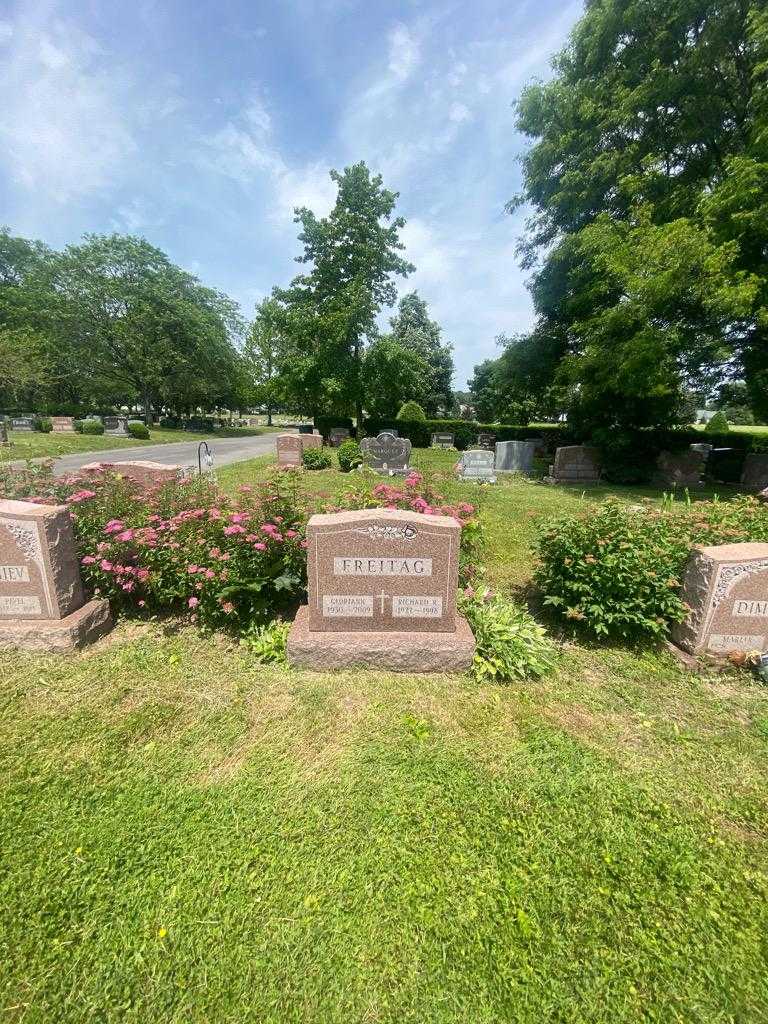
left=47, top=432, right=283, bottom=476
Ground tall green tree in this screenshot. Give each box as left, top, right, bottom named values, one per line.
left=388, top=292, right=454, bottom=415
left=510, top=0, right=767, bottom=431
left=243, top=298, right=290, bottom=424
left=361, top=336, right=431, bottom=419
left=274, top=162, right=414, bottom=422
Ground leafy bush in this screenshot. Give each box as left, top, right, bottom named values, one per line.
left=397, top=401, right=426, bottom=421
left=81, top=419, right=105, bottom=435
left=302, top=446, right=333, bottom=470
left=337, top=439, right=362, bottom=472
left=73, top=420, right=84, bottom=433
left=127, top=422, right=150, bottom=440
left=35, top=417, right=52, bottom=433
left=315, top=415, right=355, bottom=441
left=536, top=496, right=768, bottom=639
left=459, top=588, right=556, bottom=682
left=705, top=411, right=730, bottom=433
left=241, top=619, right=290, bottom=664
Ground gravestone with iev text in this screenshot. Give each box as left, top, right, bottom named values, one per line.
left=431, top=432, right=455, bottom=449
left=673, top=542, right=768, bottom=656
left=360, top=432, right=411, bottom=474
left=0, top=499, right=112, bottom=652
left=287, top=508, right=475, bottom=671
left=457, top=449, right=496, bottom=483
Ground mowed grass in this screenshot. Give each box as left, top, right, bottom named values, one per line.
left=1, top=449, right=767, bottom=1022
left=0, top=426, right=276, bottom=463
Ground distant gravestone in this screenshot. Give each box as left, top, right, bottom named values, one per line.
left=50, top=416, right=75, bottom=433
left=551, top=446, right=601, bottom=483
left=10, top=417, right=34, bottom=432
left=496, top=440, right=537, bottom=474
left=0, top=499, right=112, bottom=651
left=655, top=449, right=706, bottom=488
left=431, top=432, right=455, bottom=449
left=476, top=433, right=496, bottom=451
left=457, top=449, right=496, bottom=483
left=673, top=542, right=768, bottom=656
left=741, top=454, right=768, bottom=493
left=301, top=434, right=323, bottom=451
left=104, top=416, right=129, bottom=436
left=286, top=508, right=474, bottom=671
left=360, top=432, right=412, bottom=474
left=80, top=461, right=185, bottom=488
left=276, top=434, right=303, bottom=467
left=329, top=428, right=350, bottom=447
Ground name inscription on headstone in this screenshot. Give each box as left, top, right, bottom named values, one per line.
left=307, top=508, right=460, bottom=633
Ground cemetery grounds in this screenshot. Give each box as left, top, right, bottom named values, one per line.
left=1, top=449, right=767, bottom=1023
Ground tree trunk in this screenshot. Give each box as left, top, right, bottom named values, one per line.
left=143, top=388, right=152, bottom=426
left=267, top=404, right=273, bottom=426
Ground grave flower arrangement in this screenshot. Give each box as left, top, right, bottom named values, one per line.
left=56, top=467, right=308, bottom=629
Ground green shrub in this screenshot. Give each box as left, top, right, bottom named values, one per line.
left=337, top=439, right=362, bottom=472
left=35, top=417, right=52, bottom=433
left=302, top=446, right=333, bottom=470
left=73, top=420, right=85, bottom=433
left=127, top=422, right=150, bottom=440
left=81, top=419, right=105, bottom=435
left=459, top=588, right=556, bottom=682
left=241, top=619, right=290, bottom=664
left=397, top=401, right=426, bottom=421
left=536, top=496, right=768, bottom=639
left=705, top=411, right=730, bottom=433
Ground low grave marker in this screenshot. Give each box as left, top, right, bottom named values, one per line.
left=329, top=427, right=350, bottom=447
left=10, top=417, right=34, bottom=432
left=496, top=440, right=537, bottom=474
left=276, top=434, right=303, bottom=466
left=655, top=449, right=706, bottom=488
left=476, top=433, right=496, bottom=451
left=287, top=508, right=474, bottom=671
left=104, top=415, right=129, bottom=436
left=51, top=416, right=75, bottom=433
left=673, top=542, right=768, bottom=656
left=457, top=449, right=496, bottom=483
left=0, top=499, right=112, bottom=652
left=360, top=432, right=411, bottom=474
left=80, top=460, right=185, bottom=487
left=301, top=433, right=324, bottom=451
left=550, top=445, right=601, bottom=483
left=431, top=432, right=455, bottom=449
left=741, top=454, right=768, bottom=493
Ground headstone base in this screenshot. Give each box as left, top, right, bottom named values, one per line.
left=286, top=605, right=475, bottom=672
left=0, top=597, right=112, bottom=653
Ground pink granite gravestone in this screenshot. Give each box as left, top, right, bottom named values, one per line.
left=287, top=508, right=475, bottom=671
left=80, top=461, right=185, bottom=487
left=276, top=434, right=303, bottom=466
left=672, top=542, right=768, bottom=656
left=301, top=434, right=324, bottom=451
left=50, top=416, right=75, bottom=433
left=0, top=499, right=111, bottom=651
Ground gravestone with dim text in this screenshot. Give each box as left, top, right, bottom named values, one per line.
left=550, top=446, right=601, bottom=483
left=276, top=434, right=303, bottom=466
left=359, top=432, right=411, bottom=474
left=301, top=433, right=323, bottom=451
left=329, top=427, right=350, bottom=447
left=11, top=417, right=34, bottom=432
left=0, top=499, right=112, bottom=652
left=457, top=449, right=496, bottom=483
left=104, top=416, right=129, bottom=436
left=287, top=508, right=475, bottom=671
left=476, top=433, right=496, bottom=451
left=672, top=542, right=768, bottom=656
left=496, top=440, right=537, bottom=475
left=431, top=432, right=455, bottom=449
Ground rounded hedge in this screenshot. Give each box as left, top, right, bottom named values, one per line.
left=127, top=422, right=150, bottom=440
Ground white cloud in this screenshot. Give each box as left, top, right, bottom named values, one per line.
left=388, top=23, right=420, bottom=81
left=0, top=21, right=14, bottom=42
left=448, top=102, right=471, bottom=124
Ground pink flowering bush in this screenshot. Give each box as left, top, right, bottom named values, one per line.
left=332, top=467, right=485, bottom=586
left=18, top=465, right=309, bottom=630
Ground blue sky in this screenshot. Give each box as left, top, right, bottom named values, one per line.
left=0, top=0, right=582, bottom=388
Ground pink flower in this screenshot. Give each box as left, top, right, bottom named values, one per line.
left=116, top=529, right=135, bottom=542
left=187, top=564, right=199, bottom=574
left=204, top=569, right=215, bottom=580
left=100, top=560, right=113, bottom=572
left=188, top=596, right=199, bottom=608
left=138, top=599, right=146, bottom=608
left=67, top=489, right=97, bottom=504
left=253, top=542, right=266, bottom=551
left=261, top=523, right=277, bottom=534
left=81, top=555, right=97, bottom=565
left=220, top=601, right=235, bottom=614
left=285, top=530, right=297, bottom=538
left=208, top=508, right=222, bottom=520
left=122, top=582, right=135, bottom=592
left=104, top=520, right=125, bottom=534
left=301, top=540, right=309, bottom=549
left=223, top=524, right=245, bottom=536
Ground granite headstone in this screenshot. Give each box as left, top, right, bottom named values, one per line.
left=360, top=432, right=412, bottom=474
left=655, top=449, right=706, bottom=488
left=457, top=449, right=496, bottom=483
left=276, top=434, right=303, bottom=466
left=431, top=432, right=455, bottom=449
left=551, top=446, right=602, bottom=483
left=496, top=440, right=537, bottom=474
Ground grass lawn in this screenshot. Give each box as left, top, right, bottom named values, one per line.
left=1, top=451, right=767, bottom=1022
left=0, top=426, right=278, bottom=464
